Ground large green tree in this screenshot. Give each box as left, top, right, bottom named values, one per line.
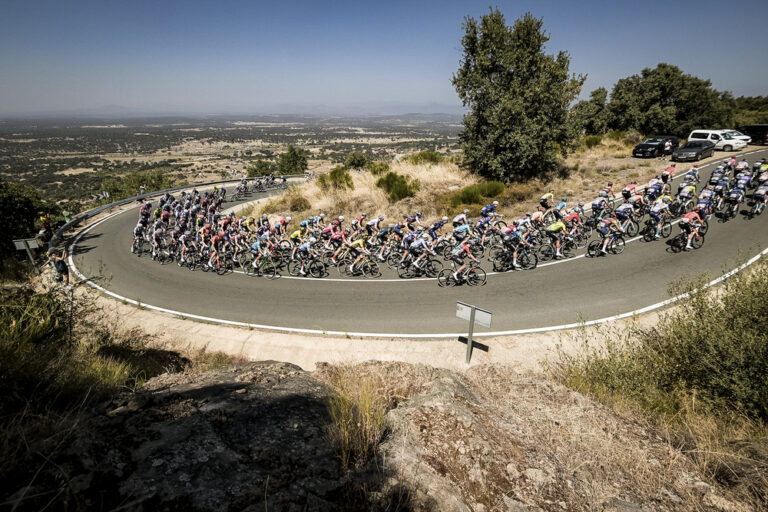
left=452, top=10, right=584, bottom=182
left=570, top=87, right=610, bottom=135
left=607, top=63, right=733, bottom=136
left=277, top=144, right=309, bottom=175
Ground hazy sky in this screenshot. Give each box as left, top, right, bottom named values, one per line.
left=1, top=0, right=767, bottom=115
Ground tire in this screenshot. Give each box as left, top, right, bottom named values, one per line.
left=287, top=260, right=302, bottom=276
left=519, top=251, right=537, bottom=270
left=437, top=268, right=455, bottom=288
left=660, top=221, right=672, bottom=238
left=466, top=267, right=486, bottom=286
left=561, top=241, right=576, bottom=258
left=625, top=220, right=639, bottom=238
left=587, top=240, right=601, bottom=258
left=261, top=260, right=278, bottom=279
left=386, top=252, right=402, bottom=269
left=609, top=236, right=625, bottom=255
left=425, top=259, right=443, bottom=278
left=488, top=244, right=505, bottom=262
left=493, top=220, right=507, bottom=229
left=362, top=261, right=381, bottom=278
left=723, top=145, right=732, bottom=152
left=699, top=220, right=709, bottom=235
left=470, top=244, right=484, bottom=259
left=309, top=260, right=326, bottom=278
left=397, top=264, right=414, bottom=279
left=574, top=233, right=589, bottom=249
left=691, top=234, right=705, bottom=249
left=654, top=149, right=660, bottom=157
left=538, top=244, right=555, bottom=262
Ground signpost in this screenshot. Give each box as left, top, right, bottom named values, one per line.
left=13, top=238, right=40, bottom=273
left=456, top=301, right=492, bottom=364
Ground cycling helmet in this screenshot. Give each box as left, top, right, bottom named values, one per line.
left=421, top=233, right=430, bottom=239
left=262, top=214, right=268, bottom=219
left=416, top=211, right=422, bottom=217
left=492, top=200, right=499, bottom=206
left=442, top=216, right=448, bottom=221
left=378, top=214, right=384, bottom=220
left=286, top=216, right=292, bottom=221
left=512, top=220, right=520, bottom=226
left=338, top=215, right=344, bottom=221
left=332, top=220, right=339, bottom=226
left=525, top=212, right=532, bottom=217
left=361, top=212, right=367, bottom=218
left=320, top=213, right=326, bottom=218
left=468, top=219, right=474, bottom=225
left=259, top=233, right=269, bottom=240
left=309, top=237, right=317, bottom=244
left=344, top=228, right=350, bottom=234
left=578, top=201, right=585, bottom=207
left=416, top=226, right=424, bottom=231
left=463, top=209, right=469, bottom=214
left=561, top=197, right=566, bottom=201
left=388, top=223, right=395, bottom=228
left=608, top=182, right=613, bottom=186
left=662, top=197, right=671, bottom=204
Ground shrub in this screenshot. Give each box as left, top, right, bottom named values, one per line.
left=450, top=181, right=505, bottom=207
left=621, top=130, right=643, bottom=147
left=376, top=172, right=420, bottom=201
left=344, top=151, right=369, bottom=169
left=606, top=129, right=627, bottom=142
left=583, top=134, right=603, bottom=149
left=406, top=150, right=443, bottom=165
left=366, top=161, right=390, bottom=176
left=289, top=194, right=311, bottom=212
left=247, top=160, right=274, bottom=177
left=317, top=166, right=354, bottom=191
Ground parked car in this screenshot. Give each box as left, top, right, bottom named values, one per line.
left=671, top=140, right=716, bottom=162
left=737, top=124, right=768, bottom=145
left=632, top=136, right=679, bottom=158
left=722, top=129, right=751, bottom=144
left=687, top=130, right=747, bottom=151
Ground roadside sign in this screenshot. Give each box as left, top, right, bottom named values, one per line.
left=13, top=238, right=39, bottom=250
left=456, top=301, right=492, bottom=364
left=456, top=301, right=492, bottom=328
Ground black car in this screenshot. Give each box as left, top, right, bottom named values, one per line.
left=671, top=140, right=716, bottom=162
left=737, top=124, right=768, bottom=145
left=632, top=136, right=679, bottom=158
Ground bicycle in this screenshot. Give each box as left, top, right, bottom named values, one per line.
left=641, top=217, right=672, bottom=242
left=245, top=252, right=278, bottom=279
left=670, top=230, right=705, bottom=253
left=587, top=232, right=625, bottom=257
left=287, top=254, right=326, bottom=278
left=437, top=262, right=487, bottom=287
left=396, top=254, right=443, bottom=279
left=492, top=243, right=537, bottom=272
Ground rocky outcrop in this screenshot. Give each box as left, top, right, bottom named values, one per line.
left=11, top=361, right=751, bottom=511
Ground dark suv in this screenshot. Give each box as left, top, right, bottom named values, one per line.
left=632, top=136, right=679, bottom=158
left=737, top=125, right=768, bottom=145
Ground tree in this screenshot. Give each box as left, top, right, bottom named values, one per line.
left=452, top=10, right=584, bottom=182
left=247, top=160, right=274, bottom=177
left=607, top=63, right=733, bottom=136
left=277, top=145, right=309, bottom=175
left=0, top=180, right=54, bottom=256
left=344, top=151, right=368, bottom=169
left=570, top=87, right=610, bottom=135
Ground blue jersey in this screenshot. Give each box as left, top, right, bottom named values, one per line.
left=480, top=204, right=496, bottom=217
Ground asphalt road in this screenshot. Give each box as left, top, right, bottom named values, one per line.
left=73, top=148, right=768, bottom=336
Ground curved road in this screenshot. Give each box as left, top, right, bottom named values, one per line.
left=73, top=149, right=768, bottom=337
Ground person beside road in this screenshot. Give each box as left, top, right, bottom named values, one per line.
left=48, top=247, right=71, bottom=287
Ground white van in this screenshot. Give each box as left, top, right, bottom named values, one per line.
left=687, top=130, right=747, bottom=151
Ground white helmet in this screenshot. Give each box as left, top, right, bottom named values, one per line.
left=493, top=200, right=499, bottom=206
left=286, top=216, right=292, bottom=221
left=320, top=213, right=326, bottom=218
left=361, top=212, right=367, bottom=217
left=442, top=216, right=448, bottom=221
left=463, top=209, right=469, bottom=214
left=309, top=237, right=317, bottom=243
left=338, top=215, right=344, bottom=221
left=421, top=233, right=430, bottom=239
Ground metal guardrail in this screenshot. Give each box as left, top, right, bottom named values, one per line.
left=48, top=174, right=307, bottom=249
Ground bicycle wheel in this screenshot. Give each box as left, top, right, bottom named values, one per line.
left=287, top=259, right=302, bottom=276
left=470, top=244, right=484, bottom=259
left=397, top=264, right=414, bottom=279
left=699, top=220, right=709, bottom=235
left=425, top=259, right=443, bottom=278
left=519, top=251, right=537, bottom=270
left=626, top=220, right=639, bottom=238
left=487, top=244, right=505, bottom=262
left=492, top=255, right=510, bottom=272
left=386, top=252, right=402, bottom=269
left=587, top=240, right=601, bottom=258
left=609, top=236, right=625, bottom=255
left=538, top=244, right=555, bottom=262
left=362, top=260, right=381, bottom=278
left=660, top=221, right=672, bottom=238
left=691, top=234, right=705, bottom=250
left=493, top=220, right=507, bottom=229
left=561, top=241, right=576, bottom=258
left=337, top=257, right=353, bottom=277
left=437, top=268, right=455, bottom=288
left=261, top=260, right=278, bottom=279
left=309, top=260, right=326, bottom=278
left=467, top=267, right=487, bottom=286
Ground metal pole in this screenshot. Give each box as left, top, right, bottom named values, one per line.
left=466, top=306, right=476, bottom=364
left=24, top=241, right=40, bottom=275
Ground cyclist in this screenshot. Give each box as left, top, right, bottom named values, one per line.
left=503, top=221, right=530, bottom=269
left=329, top=227, right=349, bottom=264
left=591, top=192, right=611, bottom=219
left=545, top=219, right=567, bottom=258
left=553, top=197, right=567, bottom=220
left=365, top=214, right=384, bottom=240
left=296, top=237, right=316, bottom=276
left=249, top=235, right=267, bottom=273
left=428, top=216, right=449, bottom=241
left=476, top=215, right=493, bottom=245
left=601, top=182, right=615, bottom=199
left=677, top=182, right=697, bottom=205
left=351, top=212, right=367, bottom=233
left=480, top=201, right=499, bottom=219
left=452, top=209, right=470, bottom=228
left=452, top=219, right=473, bottom=242
left=753, top=184, right=768, bottom=213
left=621, top=181, right=639, bottom=201
left=679, top=210, right=703, bottom=251
left=405, top=212, right=422, bottom=232
left=409, top=233, right=437, bottom=269
left=614, top=201, right=634, bottom=225
left=713, top=175, right=731, bottom=210
left=375, top=224, right=396, bottom=261
left=451, top=239, right=480, bottom=282
left=597, top=215, right=625, bottom=254
left=131, top=222, right=146, bottom=253
left=735, top=170, right=751, bottom=191
left=346, top=235, right=372, bottom=273
left=649, top=197, right=671, bottom=239
left=662, top=164, right=676, bottom=184
left=726, top=186, right=745, bottom=214
left=540, top=191, right=555, bottom=217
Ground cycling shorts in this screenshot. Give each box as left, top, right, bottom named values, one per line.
left=597, top=226, right=610, bottom=237
left=540, top=199, right=550, bottom=209
left=649, top=211, right=662, bottom=222
left=451, top=254, right=465, bottom=266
